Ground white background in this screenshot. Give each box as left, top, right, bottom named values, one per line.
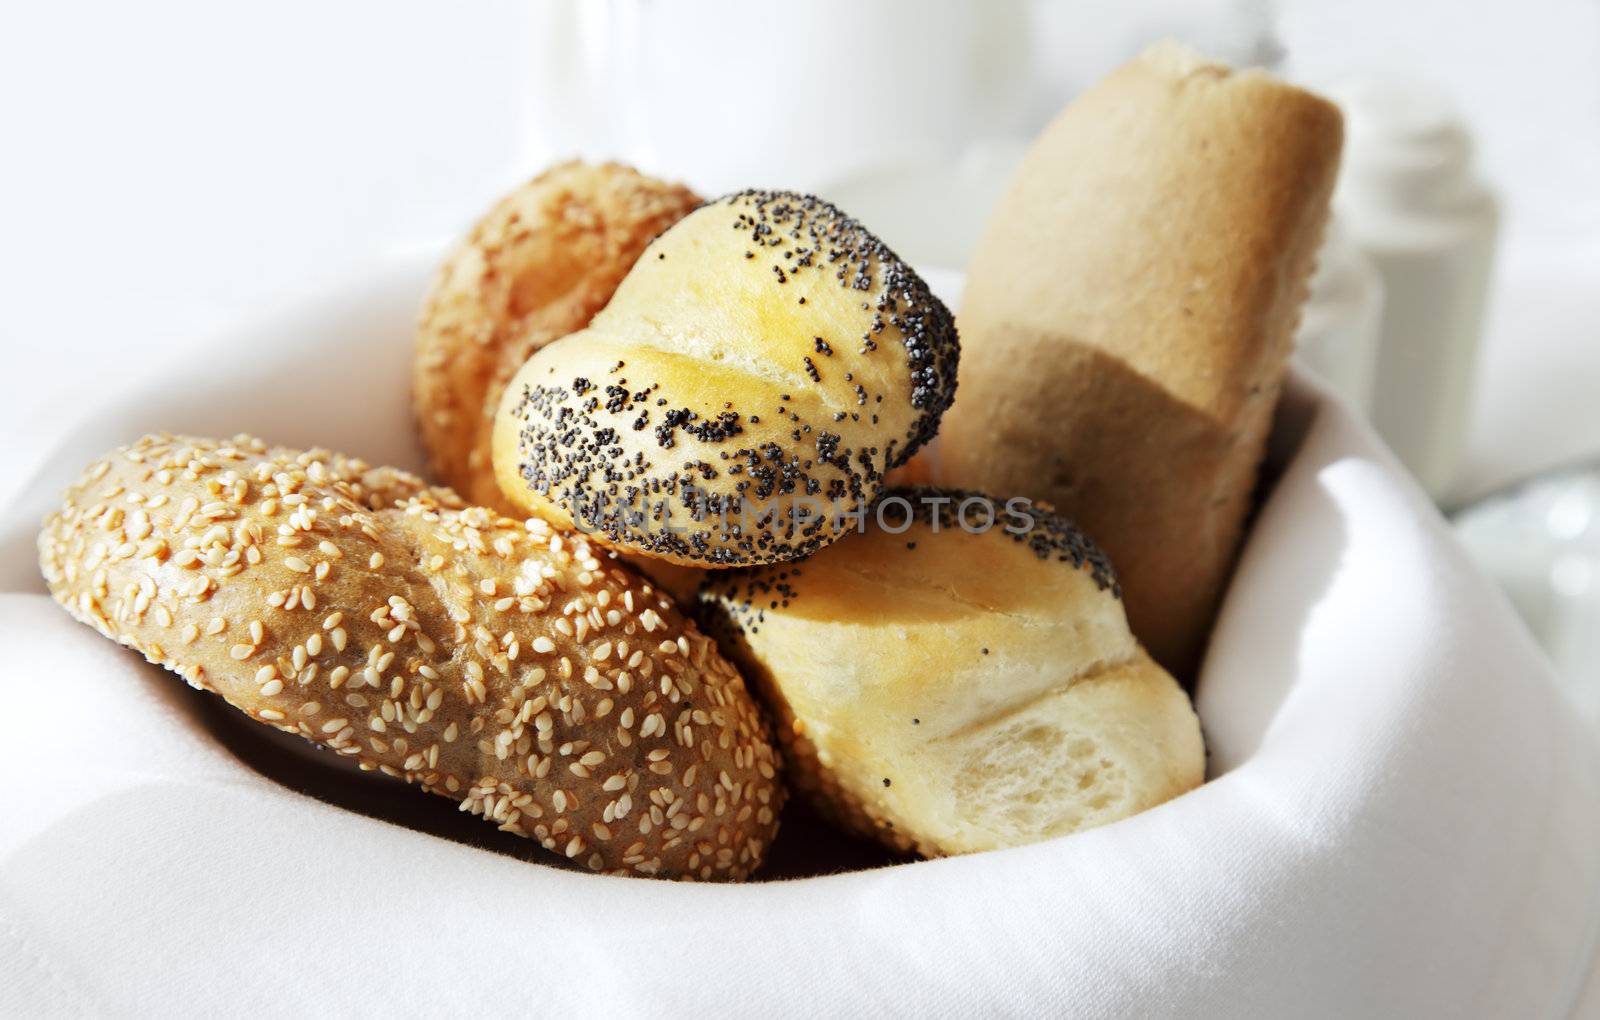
left=2, top=0, right=1598, bottom=498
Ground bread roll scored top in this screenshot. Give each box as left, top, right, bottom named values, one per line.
left=414, top=162, right=700, bottom=510
left=494, top=190, right=960, bottom=568
left=937, top=44, right=1343, bottom=678
left=700, top=487, right=1203, bottom=857
left=39, top=434, right=782, bottom=880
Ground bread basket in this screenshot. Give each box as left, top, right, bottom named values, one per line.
left=1, top=257, right=1595, bottom=1016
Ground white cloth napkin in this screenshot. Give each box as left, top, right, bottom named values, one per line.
left=1, top=260, right=1596, bottom=1018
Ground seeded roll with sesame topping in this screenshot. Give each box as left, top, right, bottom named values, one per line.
left=493, top=190, right=960, bottom=568
left=414, top=161, right=701, bottom=510
left=38, top=434, right=783, bottom=880
left=700, top=487, right=1203, bottom=858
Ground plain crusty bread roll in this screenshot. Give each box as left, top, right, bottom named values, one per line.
left=937, top=44, right=1344, bottom=679
left=413, top=161, right=701, bottom=510
left=38, top=434, right=782, bottom=880
left=493, top=190, right=960, bottom=569
left=700, top=487, right=1203, bottom=857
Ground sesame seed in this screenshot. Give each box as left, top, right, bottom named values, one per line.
left=39, top=431, right=783, bottom=879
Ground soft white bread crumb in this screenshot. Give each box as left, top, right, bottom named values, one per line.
left=940, top=648, right=1202, bottom=851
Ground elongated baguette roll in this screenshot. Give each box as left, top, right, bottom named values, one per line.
left=699, top=488, right=1203, bottom=857
left=938, top=45, right=1343, bottom=678
left=414, top=161, right=700, bottom=509
left=493, top=190, right=960, bottom=568
left=38, top=434, right=782, bottom=880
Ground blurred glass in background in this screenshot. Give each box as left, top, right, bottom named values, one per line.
left=526, top=0, right=1284, bottom=265
left=1457, top=468, right=1600, bottom=726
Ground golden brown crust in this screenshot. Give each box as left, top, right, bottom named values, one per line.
left=493, top=191, right=960, bottom=568
left=938, top=45, right=1343, bottom=678
left=38, top=434, right=782, bottom=880
left=413, top=161, right=701, bottom=510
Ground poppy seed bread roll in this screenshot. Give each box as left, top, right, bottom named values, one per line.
left=414, top=161, right=701, bottom=510
left=38, top=434, right=783, bottom=880
left=699, top=487, right=1203, bottom=857
left=937, top=44, right=1343, bottom=678
left=493, top=190, right=960, bottom=568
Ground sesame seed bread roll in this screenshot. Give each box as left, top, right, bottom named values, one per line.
left=414, top=161, right=701, bottom=510
left=493, top=191, right=960, bottom=568
left=38, top=434, right=783, bottom=880
left=937, top=45, right=1343, bottom=678
left=699, top=488, right=1203, bottom=858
